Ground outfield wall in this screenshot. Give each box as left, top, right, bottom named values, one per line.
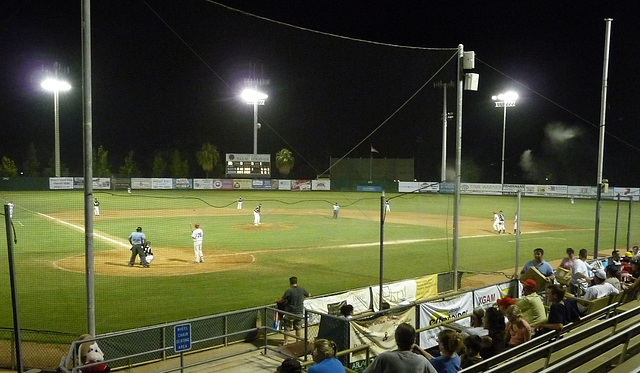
left=2, top=177, right=639, bottom=201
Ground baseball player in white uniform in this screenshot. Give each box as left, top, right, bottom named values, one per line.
left=191, top=223, right=204, bottom=263
left=492, top=211, right=500, bottom=233
left=237, top=196, right=243, bottom=209
left=93, top=198, right=100, bottom=216
left=385, top=200, right=390, bottom=212
left=254, top=204, right=261, bottom=225
left=498, top=210, right=506, bottom=233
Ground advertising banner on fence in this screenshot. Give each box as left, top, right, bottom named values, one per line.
left=70, top=177, right=111, bottom=189
left=292, top=180, right=311, bottom=191
left=414, top=274, right=438, bottom=301
left=473, top=284, right=508, bottom=309
left=312, top=179, right=331, bottom=191
left=173, top=178, right=192, bottom=189
left=349, top=308, right=414, bottom=361
left=131, top=178, right=151, bottom=189
left=231, top=179, right=253, bottom=189
left=49, top=177, right=74, bottom=190
left=461, top=183, right=502, bottom=195
left=193, top=179, right=213, bottom=189
left=613, top=187, right=640, bottom=201
left=152, top=178, right=173, bottom=189
left=502, top=184, right=525, bottom=195
left=568, top=185, right=593, bottom=198
left=399, top=181, right=439, bottom=193
left=304, top=287, right=371, bottom=325
left=278, top=179, right=292, bottom=190
left=419, top=292, right=473, bottom=348
left=251, top=179, right=273, bottom=189
left=370, top=279, right=416, bottom=311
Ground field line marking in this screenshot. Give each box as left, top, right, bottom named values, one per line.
left=36, top=212, right=130, bottom=249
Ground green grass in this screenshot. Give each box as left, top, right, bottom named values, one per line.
left=0, top=190, right=637, bottom=334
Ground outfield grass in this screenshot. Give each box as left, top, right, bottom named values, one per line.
left=0, top=190, right=637, bottom=334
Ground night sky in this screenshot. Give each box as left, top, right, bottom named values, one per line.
left=1, top=1, right=639, bottom=185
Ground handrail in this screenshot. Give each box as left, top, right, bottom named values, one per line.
left=459, top=302, right=618, bottom=373
left=480, top=304, right=640, bottom=373
left=538, top=320, right=640, bottom=373
left=301, top=344, right=371, bottom=369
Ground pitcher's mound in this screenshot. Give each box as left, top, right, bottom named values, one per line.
left=54, top=248, right=255, bottom=277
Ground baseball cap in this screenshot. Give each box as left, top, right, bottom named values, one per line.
left=626, top=252, right=633, bottom=258
left=594, top=269, right=606, bottom=280
left=521, top=279, right=537, bottom=290
left=496, top=297, right=515, bottom=307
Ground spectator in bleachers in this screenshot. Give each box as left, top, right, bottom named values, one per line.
left=608, top=250, right=622, bottom=268
left=624, top=259, right=640, bottom=296
left=276, top=358, right=302, bottom=373
left=560, top=247, right=576, bottom=270
left=363, top=323, right=437, bottom=373
left=604, top=265, right=622, bottom=291
left=419, top=329, right=462, bottom=373
left=536, top=284, right=580, bottom=334
left=308, top=339, right=346, bottom=373
left=496, top=297, right=515, bottom=317
left=460, top=335, right=483, bottom=369
left=570, top=248, right=592, bottom=295
left=632, top=245, right=640, bottom=260
left=575, top=269, right=619, bottom=314
left=520, top=248, right=555, bottom=283
left=515, top=279, right=547, bottom=328
left=479, top=307, right=506, bottom=359
left=339, top=304, right=354, bottom=319
left=460, top=307, right=488, bottom=338
left=505, top=305, right=531, bottom=347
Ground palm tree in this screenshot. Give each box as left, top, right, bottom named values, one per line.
left=196, top=142, right=220, bottom=178
left=275, top=148, right=295, bottom=176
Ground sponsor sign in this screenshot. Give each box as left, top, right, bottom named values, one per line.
left=304, top=287, right=371, bottom=325
left=349, top=308, right=414, bottom=361
left=152, top=178, right=173, bottom=189
left=49, top=177, right=74, bottom=190
left=370, top=280, right=416, bottom=311
left=278, top=179, right=292, bottom=190
left=418, top=292, right=473, bottom=348
left=131, top=178, right=152, bottom=189
left=173, top=178, right=192, bottom=189
left=193, top=179, right=214, bottom=189
left=312, top=179, right=331, bottom=191
left=461, top=183, right=502, bottom=195
left=292, top=180, right=312, bottom=191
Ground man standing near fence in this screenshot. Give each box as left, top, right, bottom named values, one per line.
left=276, top=276, right=310, bottom=345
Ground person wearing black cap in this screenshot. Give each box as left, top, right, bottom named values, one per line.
left=128, top=226, right=149, bottom=268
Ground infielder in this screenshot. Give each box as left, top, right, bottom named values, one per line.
left=332, top=203, right=340, bottom=219
left=498, top=210, right=506, bottom=233
left=237, top=196, right=243, bottom=210
left=492, top=211, right=500, bottom=233
left=254, top=204, right=261, bottom=225
left=191, top=223, right=204, bottom=263
left=128, top=226, right=149, bottom=267
left=7, top=201, right=14, bottom=219
left=93, top=198, right=100, bottom=216
left=385, top=199, right=390, bottom=212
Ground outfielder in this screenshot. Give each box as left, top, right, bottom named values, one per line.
left=237, top=196, right=243, bottom=210
left=333, top=203, right=339, bottom=219
left=385, top=199, right=390, bottom=212
left=254, top=204, right=261, bottom=225
left=128, top=226, right=149, bottom=267
left=93, top=198, right=100, bottom=216
left=191, top=223, right=204, bottom=263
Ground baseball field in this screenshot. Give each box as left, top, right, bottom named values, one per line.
left=0, top=189, right=636, bottom=334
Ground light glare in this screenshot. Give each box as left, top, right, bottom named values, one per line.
left=241, top=89, right=268, bottom=102
left=41, top=78, right=71, bottom=92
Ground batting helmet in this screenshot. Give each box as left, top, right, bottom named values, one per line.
left=136, top=226, right=142, bottom=232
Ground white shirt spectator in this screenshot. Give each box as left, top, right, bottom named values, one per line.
left=577, top=282, right=619, bottom=313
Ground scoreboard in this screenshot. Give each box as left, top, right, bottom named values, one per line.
left=225, top=153, right=271, bottom=178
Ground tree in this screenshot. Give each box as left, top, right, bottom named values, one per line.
left=275, top=148, right=295, bottom=176
left=23, top=143, right=40, bottom=176
left=170, top=150, right=189, bottom=178
left=0, top=156, right=18, bottom=177
left=93, top=146, right=111, bottom=178
left=196, top=142, right=220, bottom=178
left=152, top=152, right=167, bottom=177
left=119, top=150, right=141, bottom=177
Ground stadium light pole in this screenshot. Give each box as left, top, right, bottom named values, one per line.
left=492, top=91, right=518, bottom=186
left=241, top=89, right=268, bottom=155
left=42, top=71, right=71, bottom=177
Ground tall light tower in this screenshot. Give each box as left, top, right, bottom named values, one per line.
left=241, top=89, right=268, bottom=155
left=492, top=91, right=518, bottom=186
left=41, top=63, right=71, bottom=177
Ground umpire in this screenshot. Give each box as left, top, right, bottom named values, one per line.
left=128, top=226, right=149, bottom=268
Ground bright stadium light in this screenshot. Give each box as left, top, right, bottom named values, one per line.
left=492, top=91, right=518, bottom=186
left=240, top=89, right=268, bottom=154
left=41, top=74, right=72, bottom=177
